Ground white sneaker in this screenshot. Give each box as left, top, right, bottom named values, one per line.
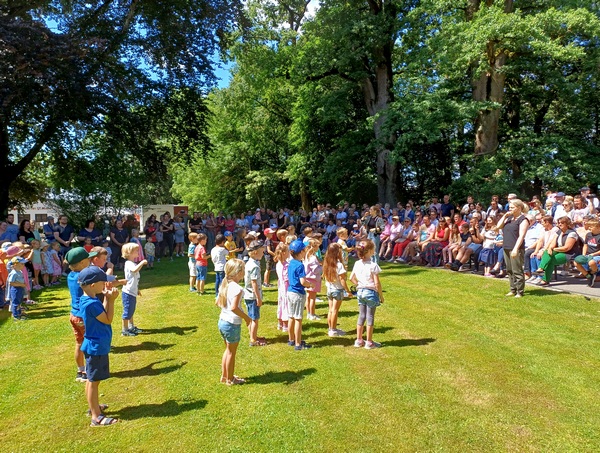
left=306, top=314, right=315, bottom=320
left=315, top=297, right=324, bottom=303
left=364, top=340, right=381, bottom=349
left=328, top=329, right=338, bottom=337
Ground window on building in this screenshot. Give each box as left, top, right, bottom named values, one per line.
left=35, top=214, right=48, bottom=223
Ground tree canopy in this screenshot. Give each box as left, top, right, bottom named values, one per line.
left=0, top=0, right=239, bottom=216
left=171, top=0, right=600, bottom=211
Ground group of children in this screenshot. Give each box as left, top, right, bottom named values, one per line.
left=206, top=226, right=385, bottom=386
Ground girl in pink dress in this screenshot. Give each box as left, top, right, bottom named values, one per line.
left=274, top=243, right=290, bottom=332
left=303, top=238, right=323, bottom=320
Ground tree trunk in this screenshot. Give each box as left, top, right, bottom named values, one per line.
left=361, top=43, right=396, bottom=205
left=470, top=0, right=514, bottom=155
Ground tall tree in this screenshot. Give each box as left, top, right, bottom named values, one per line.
left=0, top=0, right=239, bottom=216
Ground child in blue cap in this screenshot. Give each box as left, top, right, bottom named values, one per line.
left=78, top=266, right=119, bottom=427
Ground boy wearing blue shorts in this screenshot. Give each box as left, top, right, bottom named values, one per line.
left=244, top=240, right=265, bottom=346
left=65, top=247, right=97, bottom=382
left=287, top=240, right=313, bottom=350
left=78, top=266, right=119, bottom=427
left=211, top=234, right=228, bottom=296
left=194, top=233, right=209, bottom=294
left=8, top=257, right=28, bottom=320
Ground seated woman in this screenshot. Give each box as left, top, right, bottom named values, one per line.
left=534, top=216, right=581, bottom=286
left=422, top=217, right=451, bottom=267
left=377, top=218, right=393, bottom=260
left=528, top=215, right=557, bottom=283
left=406, top=220, right=433, bottom=265
left=395, top=222, right=418, bottom=263
left=381, top=216, right=402, bottom=260
left=573, top=218, right=600, bottom=287
left=480, top=217, right=499, bottom=277
left=442, top=223, right=461, bottom=266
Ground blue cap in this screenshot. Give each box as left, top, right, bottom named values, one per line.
left=289, top=240, right=306, bottom=254
left=224, top=231, right=232, bottom=237
left=78, top=266, right=116, bottom=286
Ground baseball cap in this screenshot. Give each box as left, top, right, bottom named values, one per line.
left=289, top=240, right=306, bottom=254
left=556, top=192, right=566, bottom=197
left=264, top=228, right=275, bottom=236
left=65, top=247, right=98, bottom=265
left=224, top=231, right=232, bottom=237
left=247, top=240, right=264, bottom=251
left=47, top=215, right=54, bottom=220
left=247, top=231, right=259, bottom=238
left=10, top=256, right=28, bottom=265
left=580, top=186, right=590, bottom=192
left=77, top=266, right=116, bottom=286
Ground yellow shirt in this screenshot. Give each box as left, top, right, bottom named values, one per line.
left=225, top=239, right=237, bottom=260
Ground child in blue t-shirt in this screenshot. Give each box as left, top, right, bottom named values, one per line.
left=78, top=265, right=119, bottom=427
left=8, top=257, right=28, bottom=320
left=286, top=240, right=313, bottom=350
left=65, top=247, right=97, bottom=383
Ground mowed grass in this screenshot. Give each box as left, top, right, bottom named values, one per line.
left=1, top=259, right=600, bottom=452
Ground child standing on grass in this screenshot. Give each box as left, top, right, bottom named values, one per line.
left=217, top=259, right=252, bottom=386
left=187, top=232, right=198, bottom=292
left=194, top=233, right=209, bottom=295
left=65, top=248, right=95, bottom=382
left=274, top=242, right=290, bottom=332
left=120, top=243, right=147, bottom=337
left=323, top=243, right=351, bottom=337
left=50, top=241, right=62, bottom=285
left=244, top=240, right=266, bottom=346
left=78, top=266, right=119, bottom=427
left=30, top=239, right=43, bottom=290
left=303, top=238, right=323, bottom=320
left=211, top=234, right=227, bottom=297
left=263, top=228, right=277, bottom=287
left=8, top=257, right=28, bottom=320
left=287, top=240, right=312, bottom=350
left=40, top=241, right=52, bottom=287
left=350, top=239, right=384, bottom=349
left=144, top=237, right=155, bottom=270
left=224, top=231, right=239, bottom=260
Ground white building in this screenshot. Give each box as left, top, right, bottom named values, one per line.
left=9, top=202, right=61, bottom=225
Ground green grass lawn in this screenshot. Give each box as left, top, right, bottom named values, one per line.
left=1, top=259, right=599, bottom=451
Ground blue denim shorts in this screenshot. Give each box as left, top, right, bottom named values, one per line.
left=196, top=265, right=207, bottom=281
left=218, top=319, right=241, bottom=344
left=327, top=289, right=344, bottom=301
left=122, top=292, right=137, bottom=319
left=357, top=288, right=380, bottom=308
left=245, top=299, right=260, bottom=320
left=85, top=353, right=110, bottom=382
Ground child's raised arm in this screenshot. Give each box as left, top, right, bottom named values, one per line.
left=97, top=287, right=118, bottom=324
left=132, top=259, right=147, bottom=273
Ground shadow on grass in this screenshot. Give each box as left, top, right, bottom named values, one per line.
left=111, top=359, right=187, bottom=378
left=114, top=399, right=208, bottom=420
left=384, top=337, right=436, bottom=347
left=141, top=325, right=198, bottom=336
left=111, top=342, right=176, bottom=354
left=249, top=367, right=317, bottom=385
left=25, top=307, right=69, bottom=320
left=311, top=336, right=355, bottom=347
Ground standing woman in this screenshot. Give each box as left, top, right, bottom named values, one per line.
left=110, top=219, right=129, bottom=270
left=160, top=212, right=175, bottom=260
left=495, top=199, right=529, bottom=298
left=361, top=206, right=385, bottom=263
left=205, top=213, right=217, bottom=251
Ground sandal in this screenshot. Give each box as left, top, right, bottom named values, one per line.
left=226, top=376, right=246, bottom=386
left=87, top=404, right=109, bottom=416
left=249, top=339, right=267, bottom=346
left=90, top=414, right=118, bottom=427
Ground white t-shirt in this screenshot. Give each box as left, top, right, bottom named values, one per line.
left=326, top=262, right=346, bottom=291
left=350, top=259, right=381, bottom=290
left=211, top=246, right=228, bottom=272
left=123, top=260, right=140, bottom=296
left=219, top=281, right=244, bottom=325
